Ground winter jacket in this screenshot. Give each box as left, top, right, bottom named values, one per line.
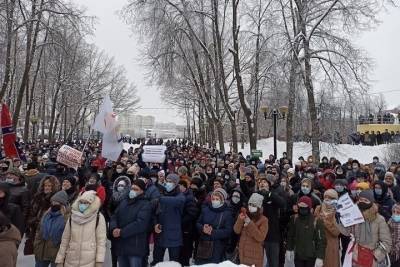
left=55, top=196, right=107, bottom=267
left=315, top=205, right=340, bottom=267
left=373, top=181, right=395, bottom=221
left=234, top=215, right=268, bottom=267
left=0, top=183, right=24, bottom=235
left=181, top=189, right=199, bottom=234
left=155, top=186, right=185, bottom=248
left=24, top=169, right=46, bottom=196
left=287, top=214, right=326, bottom=261
left=108, top=176, right=131, bottom=215
left=196, top=203, right=234, bottom=264
left=109, top=194, right=152, bottom=257
left=0, top=225, right=21, bottom=267
left=33, top=210, right=69, bottom=262
left=7, top=181, right=30, bottom=224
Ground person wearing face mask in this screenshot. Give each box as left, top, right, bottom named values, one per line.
left=314, top=189, right=340, bottom=267
left=0, top=211, right=21, bottom=267
left=334, top=166, right=346, bottom=180
left=138, top=170, right=161, bottom=204
left=384, top=171, right=400, bottom=203
left=114, top=164, right=126, bottom=177
left=25, top=175, right=60, bottom=255
left=240, top=172, right=256, bottom=199
left=55, top=190, right=107, bottom=267
left=333, top=179, right=348, bottom=197
left=388, top=203, right=400, bottom=266
left=286, top=196, right=326, bottom=267
left=109, top=180, right=152, bottom=267
left=234, top=193, right=268, bottom=267
left=151, top=173, right=185, bottom=266
left=195, top=188, right=233, bottom=264
left=61, top=176, right=79, bottom=205
left=33, top=190, right=69, bottom=267
left=318, top=156, right=330, bottom=170
left=81, top=173, right=106, bottom=204
left=346, top=160, right=362, bottom=182
left=0, top=183, right=24, bottom=236
left=290, top=178, right=321, bottom=216
left=372, top=180, right=395, bottom=221
left=338, top=190, right=392, bottom=267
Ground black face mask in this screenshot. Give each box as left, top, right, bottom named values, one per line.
left=66, top=187, right=75, bottom=195
left=51, top=204, right=61, bottom=212
left=358, top=202, right=373, bottom=211
left=298, top=207, right=310, bottom=217
left=85, top=184, right=98, bottom=191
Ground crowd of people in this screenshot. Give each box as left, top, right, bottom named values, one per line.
left=0, top=139, right=400, bottom=267
left=358, top=113, right=399, bottom=125
left=348, top=130, right=400, bottom=145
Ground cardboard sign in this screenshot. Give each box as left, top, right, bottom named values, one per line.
left=337, top=193, right=365, bottom=227
left=142, top=145, right=166, bottom=163
left=57, top=145, right=83, bottom=170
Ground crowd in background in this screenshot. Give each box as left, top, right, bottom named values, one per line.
left=348, top=130, right=400, bottom=145
left=0, top=139, right=399, bottom=267
left=358, top=113, right=399, bottom=125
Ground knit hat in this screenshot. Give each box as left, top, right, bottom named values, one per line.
left=213, top=188, right=228, bottom=202
left=287, top=168, right=295, bottom=174
left=63, top=175, right=77, bottom=187
left=248, top=193, right=264, bottom=209
left=301, top=178, right=313, bottom=187
left=80, top=190, right=97, bottom=204
left=132, top=179, right=146, bottom=191
left=334, top=179, right=347, bottom=186
left=356, top=182, right=370, bottom=190
left=166, top=173, right=180, bottom=184
left=191, top=177, right=203, bottom=188
left=298, top=196, right=312, bottom=208
left=324, top=189, right=338, bottom=200
left=385, top=172, right=394, bottom=179
left=179, top=180, right=189, bottom=188
left=359, top=189, right=375, bottom=203
left=51, top=190, right=69, bottom=206
left=245, top=172, right=255, bottom=180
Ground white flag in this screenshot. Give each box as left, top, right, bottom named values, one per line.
left=92, top=95, right=118, bottom=134
left=102, top=131, right=122, bottom=161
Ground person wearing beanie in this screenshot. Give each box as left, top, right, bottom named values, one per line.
left=314, top=189, right=340, bottom=267
left=195, top=185, right=233, bottom=265
left=286, top=196, right=326, bottom=267
left=80, top=172, right=106, bottom=204
left=151, top=173, right=185, bottom=266
left=337, top=189, right=392, bottom=267
left=234, top=193, right=268, bottom=267
left=25, top=175, right=60, bottom=256
left=372, top=180, right=395, bottom=221
left=107, top=175, right=132, bottom=267
left=34, top=190, right=69, bottom=267
left=289, top=178, right=321, bottom=218
left=333, top=179, right=348, bottom=197
left=388, top=203, right=400, bottom=266
left=55, top=190, right=107, bottom=267
left=109, top=175, right=152, bottom=267
left=240, top=172, right=256, bottom=199
left=24, top=161, right=46, bottom=197
left=0, top=211, right=21, bottom=267
left=62, top=175, right=79, bottom=204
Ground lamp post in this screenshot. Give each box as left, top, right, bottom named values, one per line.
left=30, top=116, right=39, bottom=142
left=260, top=106, right=288, bottom=160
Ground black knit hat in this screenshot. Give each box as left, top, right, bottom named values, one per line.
left=132, top=179, right=146, bottom=191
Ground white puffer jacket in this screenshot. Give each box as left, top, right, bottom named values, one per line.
left=55, top=192, right=106, bottom=267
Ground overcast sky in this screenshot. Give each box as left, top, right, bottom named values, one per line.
left=72, top=0, right=400, bottom=124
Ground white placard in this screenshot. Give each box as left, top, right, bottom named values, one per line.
left=57, top=145, right=83, bottom=170
left=337, top=193, right=365, bottom=227
left=142, top=145, right=166, bottom=163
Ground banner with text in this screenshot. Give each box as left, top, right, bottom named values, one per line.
left=57, top=145, right=83, bottom=170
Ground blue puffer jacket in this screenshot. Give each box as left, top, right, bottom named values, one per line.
left=196, top=203, right=234, bottom=264
left=109, top=195, right=152, bottom=257
left=156, top=186, right=185, bottom=248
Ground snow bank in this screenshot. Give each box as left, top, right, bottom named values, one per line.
left=225, top=138, right=388, bottom=164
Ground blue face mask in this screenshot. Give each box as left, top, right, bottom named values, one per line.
left=129, top=190, right=137, bottom=199
left=374, top=189, right=383, bottom=196
left=78, top=203, right=89, bottom=213
left=335, top=185, right=344, bottom=193
left=165, top=182, right=175, bottom=192
left=301, top=186, right=311, bottom=195
left=392, top=215, right=400, bottom=223
left=212, top=200, right=223, bottom=209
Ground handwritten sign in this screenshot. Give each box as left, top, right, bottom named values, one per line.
left=57, top=145, right=83, bottom=170
left=142, top=145, right=166, bottom=163
left=337, top=193, right=365, bottom=227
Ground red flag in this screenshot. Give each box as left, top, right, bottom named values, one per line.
left=1, top=103, right=19, bottom=158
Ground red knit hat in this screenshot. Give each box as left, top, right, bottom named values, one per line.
left=298, top=196, right=312, bottom=208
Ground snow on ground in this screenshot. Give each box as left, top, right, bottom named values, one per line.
left=224, top=138, right=388, bottom=164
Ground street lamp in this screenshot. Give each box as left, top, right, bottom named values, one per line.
left=30, top=116, right=39, bottom=141
left=260, top=106, right=288, bottom=160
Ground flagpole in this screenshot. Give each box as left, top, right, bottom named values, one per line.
left=82, top=129, right=93, bottom=153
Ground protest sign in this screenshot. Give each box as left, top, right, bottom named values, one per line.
left=57, top=145, right=83, bottom=170
left=337, top=193, right=365, bottom=227
left=142, top=145, right=166, bottom=163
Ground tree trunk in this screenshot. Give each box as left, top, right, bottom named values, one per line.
left=286, top=56, right=297, bottom=161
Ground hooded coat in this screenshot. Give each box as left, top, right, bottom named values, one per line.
left=55, top=194, right=107, bottom=267
left=0, top=225, right=21, bottom=267
left=373, top=180, right=395, bottom=221
left=6, top=175, right=30, bottom=224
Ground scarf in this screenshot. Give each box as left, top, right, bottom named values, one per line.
left=41, top=211, right=65, bottom=245
left=352, top=206, right=377, bottom=245
left=71, top=209, right=98, bottom=225
left=389, top=219, right=400, bottom=261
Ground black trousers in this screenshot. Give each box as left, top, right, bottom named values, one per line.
left=294, top=258, right=315, bottom=267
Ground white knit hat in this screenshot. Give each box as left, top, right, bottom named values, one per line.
left=248, top=193, right=264, bottom=209
left=80, top=190, right=97, bottom=204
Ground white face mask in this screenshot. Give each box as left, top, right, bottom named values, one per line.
left=231, top=196, right=240, bottom=204
left=248, top=206, right=258, bottom=213
left=116, top=169, right=123, bottom=174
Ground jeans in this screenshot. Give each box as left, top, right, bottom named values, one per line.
left=35, top=260, right=56, bottom=267
left=294, top=258, right=315, bottom=267
left=118, top=256, right=143, bottom=267
left=152, top=245, right=181, bottom=265
left=265, top=242, right=280, bottom=267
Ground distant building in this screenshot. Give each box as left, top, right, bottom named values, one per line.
left=119, top=113, right=155, bottom=137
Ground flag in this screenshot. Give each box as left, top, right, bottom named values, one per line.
left=92, top=95, right=118, bottom=134
left=1, top=103, right=24, bottom=160
left=92, top=95, right=122, bottom=161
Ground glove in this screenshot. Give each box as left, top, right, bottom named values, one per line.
left=285, top=250, right=294, bottom=262
left=314, top=258, right=323, bottom=267
left=95, top=263, right=103, bottom=267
